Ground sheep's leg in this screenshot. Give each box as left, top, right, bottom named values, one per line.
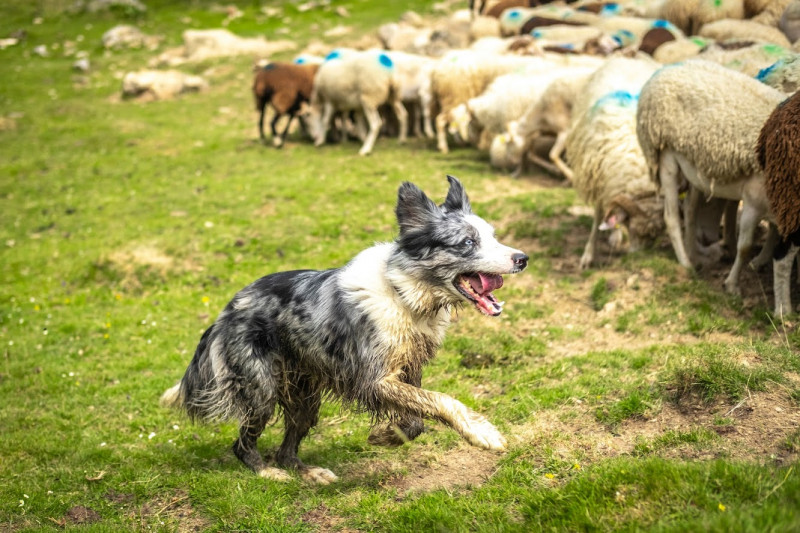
left=549, top=130, right=573, bottom=182
left=773, top=240, right=799, bottom=317
left=751, top=222, right=778, bottom=270
left=315, top=103, right=334, bottom=147
left=722, top=200, right=738, bottom=258
left=359, top=105, right=382, bottom=156
left=684, top=186, right=701, bottom=266
left=436, top=112, right=449, bottom=153
left=270, top=112, right=286, bottom=148
left=276, top=112, right=297, bottom=148
left=580, top=205, right=603, bottom=270
left=724, top=202, right=761, bottom=296
left=392, top=99, right=408, bottom=144
left=660, top=151, right=693, bottom=268
left=353, top=112, right=367, bottom=142
left=527, top=153, right=563, bottom=177
left=421, top=99, right=435, bottom=139
left=258, top=104, right=268, bottom=143
left=512, top=134, right=534, bottom=178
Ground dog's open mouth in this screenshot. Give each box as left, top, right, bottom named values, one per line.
left=455, top=273, right=505, bottom=316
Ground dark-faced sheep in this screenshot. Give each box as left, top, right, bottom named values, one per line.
left=757, top=90, right=800, bottom=317
left=252, top=61, right=319, bottom=147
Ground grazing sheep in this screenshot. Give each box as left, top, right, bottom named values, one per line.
left=462, top=61, right=602, bottom=151
left=307, top=50, right=408, bottom=156
left=636, top=60, right=785, bottom=295
left=698, top=19, right=792, bottom=48
left=430, top=50, right=533, bottom=153
left=756, top=90, right=800, bottom=316
left=491, top=70, right=594, bottom=175
left=567, top=90, right=664, bottom=269
left=252, top=62, right=319, bottom=147
left=757, top=54, right=800, bottom=92
left=564, top=58, right=662, bottom=269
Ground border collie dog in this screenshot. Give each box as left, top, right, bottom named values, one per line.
left=162, top=176, right=528, bottom=484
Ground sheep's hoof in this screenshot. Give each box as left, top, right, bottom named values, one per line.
left=272, top=137, right=284, bottom=148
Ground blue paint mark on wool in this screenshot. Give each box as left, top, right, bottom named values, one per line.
left=507, top=9, right=521, bottom=20
left=594, top=90, right=639, bottom=110
left=325, top=50, right=341, bottom=61
left=263, top=63, right=277, bottom=70
left=653, top=19, right=669, bottom=28
left=532, top=30, right=543, bottom=38
left=600, top=3, right=620, bottom=16
left=293, top=57, right=306, bottom=64
left=756, top=61, right=779, bottom=82
left=378, top=52, right=393, bottom=69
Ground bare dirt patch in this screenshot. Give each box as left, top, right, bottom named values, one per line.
left=129, top=490, right=210, bottom=532
left=301, top=503, right=359, bottom=533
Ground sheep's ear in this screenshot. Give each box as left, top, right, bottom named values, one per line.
left=396, top=182, right=439, bottom=235
left=442, top=175, right=472, bottom=213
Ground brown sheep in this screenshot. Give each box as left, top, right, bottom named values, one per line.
left=252, top=61, right=319, bottom=147
left=756, top=90, right=800, bottom=317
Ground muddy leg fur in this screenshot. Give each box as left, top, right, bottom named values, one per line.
left=233, top=412, right=291, bottom=482
left=375, top=378, right=506, bottom=451
left=368, top=365, right=425, bottom=447
left=275, top=376, right=338, bottom=485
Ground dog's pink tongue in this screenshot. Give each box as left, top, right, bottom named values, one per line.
left=468, top=273, right=504, bottom=294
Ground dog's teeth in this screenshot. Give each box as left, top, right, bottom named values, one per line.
left=497, top=301, right=505, bottom=307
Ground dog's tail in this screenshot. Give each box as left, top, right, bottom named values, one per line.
left=160, top=382, right=184, bottom=409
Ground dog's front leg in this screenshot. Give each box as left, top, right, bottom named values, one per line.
left=375, top=379, right=507, bottom=451
left=368, top=366, right=425, bottom=447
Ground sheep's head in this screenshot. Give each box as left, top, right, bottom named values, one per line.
left=448, top=103, right=472, bottom=145
left=489, top=124, right=524, bottom=171
left=298, top=102, right=324, bottom=144
left=601, top=194, right=665, bottom=253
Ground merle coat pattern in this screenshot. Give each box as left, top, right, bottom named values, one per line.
left=161, top=176, right=528, bottom=483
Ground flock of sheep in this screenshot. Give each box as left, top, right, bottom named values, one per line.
left=252, top=0, right=800, bottom=317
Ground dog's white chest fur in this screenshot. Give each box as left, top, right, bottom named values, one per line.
left=339, top=243, right=450, bottom=368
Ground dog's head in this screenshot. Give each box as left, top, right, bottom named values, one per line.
left=393, top=175, right=528, bottom=316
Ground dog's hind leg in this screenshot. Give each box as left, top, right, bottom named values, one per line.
left=275, top=377, right=338, bottom=485
left=376, top=378, right=507, bottom=451
left=368, top=365, right=424, bottom=447
left=233, top=412, right=291, bottom=482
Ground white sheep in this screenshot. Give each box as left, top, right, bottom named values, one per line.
left=563, top=58, right=662, bottom=269
left=386, top=51, right=436, bottom=138
left=636, top=59, right=785, bottom=295
left=699, top=41, right=793, bottom=76
left=489, top=70, right=594, bottom=175
left=307, top=50, right=408, bottom=156
left=430, top=50, right=534, bottom=153
left=457, top=59, right=603, bottom=151
left=756, top=89, right=800, bottom=316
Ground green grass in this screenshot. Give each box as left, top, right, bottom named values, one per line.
left=2, top=1, right=800, bottom=531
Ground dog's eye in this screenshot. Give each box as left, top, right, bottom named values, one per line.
left=463, top=238, right=475, bottom=247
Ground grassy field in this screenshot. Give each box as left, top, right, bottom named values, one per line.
left=1, top=1, right=799, bottom=531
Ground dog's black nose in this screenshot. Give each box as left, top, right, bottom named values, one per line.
left=512, top=252, right=528, bottom=270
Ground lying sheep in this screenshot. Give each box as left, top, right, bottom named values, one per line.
left=252, top=62, right=318, bottom=147
left=699, top=41, right=793, bottom=76
left=637, top=60, right=785, bottom=295
left=121, top=69, right=207, bottom=101
left=564, top=58, right=663, bottom=269
left=756, top=89, right=800, bottom=316
left=307, top=50, right=407, bottom=156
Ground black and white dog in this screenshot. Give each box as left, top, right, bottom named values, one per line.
left=161, top=176, right=528, bottom=484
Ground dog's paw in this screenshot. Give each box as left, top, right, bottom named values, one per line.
left=464, top=414, right=507, bottom=452
left=258, top=467, right=293, bottom=482
left=301, top=466, right=338, bottom=485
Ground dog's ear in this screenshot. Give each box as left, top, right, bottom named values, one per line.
left=396, top=181, right=439, bottom=234
left=442, top=175, right=472, bottom=213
